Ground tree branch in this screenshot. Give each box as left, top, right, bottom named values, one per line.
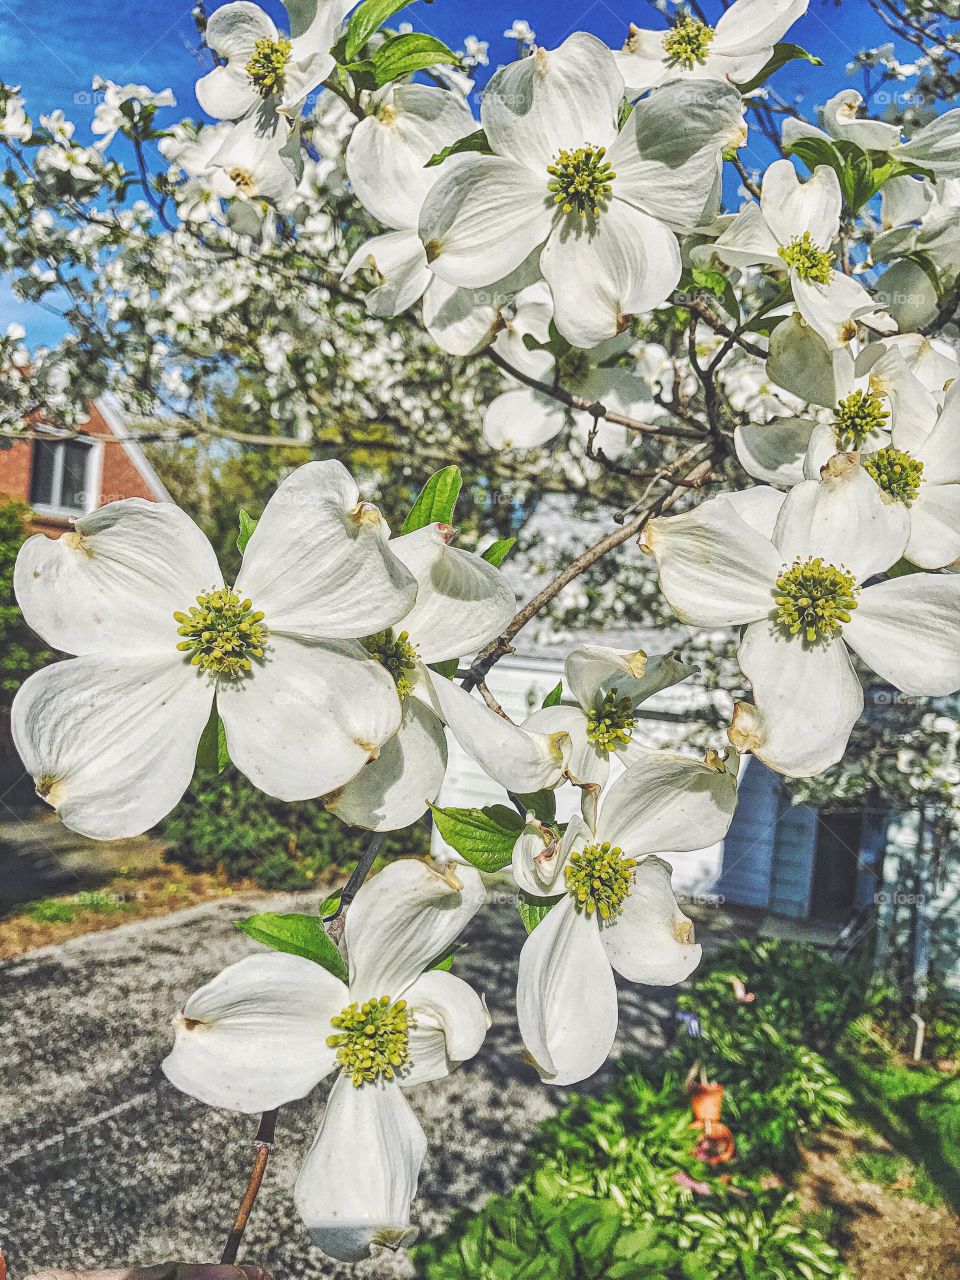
left=220, top=1109, right=279, bottom=1265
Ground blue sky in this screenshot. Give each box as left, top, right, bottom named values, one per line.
left=0, top=0, right=916, bottom=343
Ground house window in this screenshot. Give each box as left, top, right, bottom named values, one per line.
left=30, top=439, right=95, bottom=513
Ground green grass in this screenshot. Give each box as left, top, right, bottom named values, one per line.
left=844, top=1149, right=945, bottom=1208
left=26, top=890, right=129, bottom=924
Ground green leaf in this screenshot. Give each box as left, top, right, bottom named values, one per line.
left=513, top=789, right=557, bottom=825
left=367, top=32, right=460, bottom=88
left=431, top=657, right=460, bottom=679
left=402, top=465, right=462, bottom=534
left=785, top=134, right=846, bottom=181
left=691, top=266, right=740, bottom=324
left=236, top=508, right=257, bottom=554
left=733, top=42, right=822, bottom=95
left=426, top=128, right=492, bottom=168
left=343, top=0, right=413, bottom=61
left=541, top=681, right=563, bottom=708
left=428, top=801, right=523, bottom=871
left=430, top=942, right=463, bottom=972
left=481, top=536, right=516, bottom=567
left=196, top=705, right=230, bottom=775
left=518, top=892, right=562, bottom=933
left=237, top=912, right=348, bottom=980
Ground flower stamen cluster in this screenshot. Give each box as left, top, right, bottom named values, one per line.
left=547, top=145, right=616, bottom=219
left=834, top=388, right=889, bottom=450
left=774, top=557, right=859, bottom=645
left=586, top=691, right=637, bottom=752
left=362, top=628, right=418, bottom=698
left=565, top=841, right=636, bottom=919
left=245, top=36, right=293, bottom=97
left=777, top=232, right=835, bottom=284
left=662, top=16, right=716, bottom=69
left=328, top=995, right=412, bottom=1086
left=862, top=447, right=924, bottom=506
left=175, top=588, right=267, bottom=677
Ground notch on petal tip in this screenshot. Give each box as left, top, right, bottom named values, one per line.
left=435, top=522, right=456, bottom=544
left=349, top=501, right=383, bottom=527
left=821, top=451, right=859, bottom=479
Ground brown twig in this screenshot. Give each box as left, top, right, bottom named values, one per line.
left=220, top=1110, right=279, bottom=1265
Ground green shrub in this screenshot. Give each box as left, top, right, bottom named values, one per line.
left=26, top=898, right=76, bottom=923
left=162, top=770, right=430, bottom=889
left=0, top=499, right=50, bottom=710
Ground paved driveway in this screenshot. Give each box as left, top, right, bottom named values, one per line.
left=0, top=883, right=674, bottom=1278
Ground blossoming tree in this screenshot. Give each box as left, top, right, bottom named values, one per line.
left=3, top=0, right=960, bottom=1266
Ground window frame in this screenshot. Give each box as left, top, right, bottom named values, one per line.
left=29, top=434, right=103, bottom=519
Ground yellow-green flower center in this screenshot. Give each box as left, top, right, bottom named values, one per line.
left=565, top=841, right=637, bottom=920
left=663, top=16, right=716, bottom=69
left=778, top=232, right=835, bottom=285
left=328, top=995, right=412, bottom=1087
left=835, top=388, right=889, bottom=450
left=862, top=447, right=924, bottom=506
left=773, top=557, right=859, bottom=645
left=245, top=36, right=293, bottom=96
left=362, top=628, right=418, bottom=699
left=547, top=145, right=616, bottom=220
left=175, top=588, right=267, bottom=678
left=586, top=691, right=637, bottom=753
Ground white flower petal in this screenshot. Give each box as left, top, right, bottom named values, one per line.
left=162, top=952, right=344, bottom=1112
left=905, top=485, right=960, bottom=570
left=714, top=0, right=809, bottom=55
left=772, top=453, right=909, bottom=581
left=794, top=271, right=896, bottom=351
left=389, top=525, right=516, bottom=663
left=343, top=230, right=431, bottom=317
left=761, top=160, right=840, bottom=249
left=613, top=29, right=668, bottom=97
left=516, top=895, right=618, bottom=1086
left=235, top=460, right=416, bottom=639
left=711, top=202, right=782, bottom=271
left=565, top=645, right=691, bottom=713
left=403, top=969, right=489, bottom=1086
left=600, top=856, right=701, bottom=985
left=422, top=277, right=501, bottom=357
left=598, top=746, right=739, bottom=858
left=426, top=675, right=570, bottom=792
left=511, top=816, right=581, bottom=897
left=12, top=654, right=209, bottom=840
left=218, top=635, right=401, bottom=800
left=195, top=65, right=259, bottom=121
left=523, top=703, right=607, bottom=789
left=541, top=199, right=681, bottom=348
left=914, top=382, right=960, bottom=484
left=346, top=858, right=485, bottom=1002
left=641, top=495, right=782, bottom=626
left=823, top=90, right=902, bottom=150
left=731, top=623, right=863, bottom=777
left=483, top=386, right=568, bottom=450
left=14, top=499, right=222, bottom=657
left=326, top=695, right=447, bottom=831
left=735, top=417, right=816, bottom=488
left=205, top=1, right=277, bottom=59
left=721, top=484, right=789, bottom=538
left=845, top=576, right=960, bottom=695
left=766, top=313, right=840, bottom=408
left=419, top=155, right=554, bottom=289
left=481, top=33, right=622, bottom=172
left=894, top=107, right=960, bottom=176
left=295, top=1075, right=426, bottom=1262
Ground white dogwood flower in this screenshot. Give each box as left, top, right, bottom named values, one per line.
left=782, top=88, right=902, bottom=153
left=419, top=33, right=744, bottom=348
left=0, top=86, right=31, bottom=143
left=90, top=78, right=176, bottom=150
left=614, top=0, right=809, bottom=98
left=522, top=646, right=692, bottom=787
left=708, top=160, right=895, bottom=349
left=196, top=0, right=350, bottom=120
left=163, top=857, right=488, bottom=1262
left=327, top=521, right=517, bottom=830
left=642, top=457, right=960, bottom=777
left=514, top=748, right=739, bottom=1085
left=12, top=461, right=417, bottom=839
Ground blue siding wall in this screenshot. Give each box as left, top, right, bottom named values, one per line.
left=715, top=757, right=780, bottom=909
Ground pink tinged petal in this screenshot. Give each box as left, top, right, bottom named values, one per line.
left=162, top=952, right=345, bottom=1112
left=772, top=453, right=910, bottom=582
left=600, top=856, right=701, bottom=985
left=483, top=386, right=568, bottom=450
left=326, top=695, right=447, bottom=832
left=14, top=498, right=222, bottom=657
left=541, top=200, right=681, bottom=349
left=425, top=675, right=570, bottom=792
left=294, top=1075, right=426, bottom=1263
left=713, top=0, right=809, bottom=55
left=731, top=623, right=863, bottom=777
left=11, top=654, right=210, bottom=840
left=342, top=230, right=431, bottom=317
left=403, top=969, right=489, bottom=1086
left=234, top=460, right=417, bottom=640
left=345, top=84, right=475, bottom=230
left=845, top=576, right=960, bottom=696
left=516, top=894, right=619, bottom=1086
left=217, top=635, right=402, bottom=801
left=760, top=161, right=840, bottom=249
left=641, top=495, right=782, bottom=627
left=481, top=33, right=622, bottom=173
left=904, top=485, right=960, bottom=570
left=345, top=858, right=486, bottom=1003
left=195, top=65, right=260, bottom=121
left=389, top=525, right=516, bottom=663
left=418, top=155, right=554, bottom=289
left=597, top=746, right=739, bottom=858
